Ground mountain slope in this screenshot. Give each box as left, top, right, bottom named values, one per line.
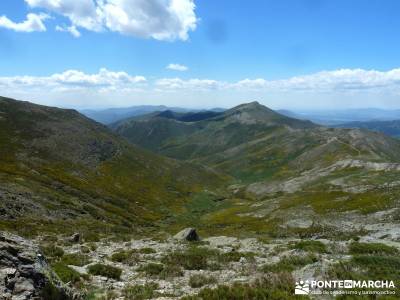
left=112, top=101, right=400, bottom=182
left=335, top=119, right=400, bottom=138
left=0, top=96, right=226, bottom=238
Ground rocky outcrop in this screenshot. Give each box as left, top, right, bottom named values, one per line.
left=173, top=228, right=200, bottom=241
left=0, top=231, right=79, bottom=300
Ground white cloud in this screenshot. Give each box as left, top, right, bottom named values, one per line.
left=3, top=68, right=400, bottom=109
left=55, top=25, right=81, bottom=37
left=100, top=0, right=197, bottom=41
left=0, top=68, right=146, bottom=90
left=0, top=13, right=49, bottom=32
left=26, top=0, right=102, bottom=31
left=166, top=63, right=188, bottom=71
left=24, top=0, right=198, bottom=40
left=156, top=78, right=222, bottom=90
left=230, top=69, right=400, bottom=92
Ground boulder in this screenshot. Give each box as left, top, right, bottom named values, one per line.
left=0, top=231, right=81, bottom=299
left=69, top=233, right=81, bottom=243
left=173, top=228, right=199, bottom=241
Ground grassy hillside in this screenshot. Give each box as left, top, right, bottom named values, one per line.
left=112, top=101, right=400, bottom=181
left=0, top=96, right=228, bottom=239
left=111, top=101, right=400, bottom=238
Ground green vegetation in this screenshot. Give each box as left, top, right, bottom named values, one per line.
left=182, top=273, right=307, bottom=300
left=60, top=253, right=91, bottom=266
left=41, top=245, right=65, bottom=259
left=52, top=262, right=81, bottom=284
left=139, top=247, right=156, bottom=254
left=110, top=250, right=139, bottom=265
left=262, top=254, right=318, bottom=273
left=88, top=264, right=122, bottom=280
left=291, top=240, right=327, bottom=253
left=349, top=242, right=399, bottom=255
left=161, top=246, right=220, bottom=271
left=123, top=283, right=159, bottom=300
left=138, top=263, right=164, bottom=276
left=0, top=96, right=226, bottom=239
left=138, top=262, right=183, bottom=279
left=189, top=274, right=217, bottom=288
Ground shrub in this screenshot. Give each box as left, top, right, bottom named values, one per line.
left=189, top=274, right=217, bottom=288
left=110, top=250, right=138, bottom=265
left=61, top=253, right=91, bottom=266
left=52, top=262, right=81, bottom=284
left=218, top=251, right=256, bottom=263
left=41, top=245, right=64, bottom=259
left=88, top=263, right=122, bottom=280
left=291, top=240, right=327, bottom=253
left=138, top=263, right=164, bottom=276
left=123, top=283, right=159, bottom=300
left=349, top=242, right=398, bottom=255
left=138, top=262, right=183, bottom=279
left=162, top=246, right=219, bottom=270
left=159, top=263, right=184, bottom=279
left=182, top=273, right=297, bottom=300
left=262, top=254, right=318, bottom=273
left=139, top=247, right=156, bottom=254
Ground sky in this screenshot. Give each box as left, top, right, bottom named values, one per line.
left=1, top=0, right=400, bottom=110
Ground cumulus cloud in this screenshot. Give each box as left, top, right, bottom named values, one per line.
left=166, top=63, right=188, bottom=71
left=0, top=68, right=146, bottom=91
left=26, top=0, right=102, bottom=31
left=0, top=13, right=49, bottom=32
left=23, top=0, right=198, bottom=40
left=229, top=69, right=400, bottom=92
left=55, top=25, right=81, bottom=37
left=156, top=78, right=222, bottom=90
left=2, top=68, right=400, bottom=109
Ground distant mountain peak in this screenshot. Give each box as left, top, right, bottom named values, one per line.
left=232, top=101, right=263, bottom=110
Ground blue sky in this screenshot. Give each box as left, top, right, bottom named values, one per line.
left=1, top=0, right=400, bottom=109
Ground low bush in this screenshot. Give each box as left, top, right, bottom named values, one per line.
left=291, top=240, right=327, bottom=253
left=349, top=242, right=398, bottom=255
left=52, top=262, right=81, bottom=284
left=138, top=262, right=183, bottom=279
left=41, top=245, right=64, bottom=259
left=110, top=250, right=138, bottom=265
left=138, top=263, right=164, bottom=276
left=88, top=263, right=122, bottom=280
left=139, top=247, right=156, bottom=254
left=123, top=283, right=159, bottom=300
left=262, top=254, right=318, bottom=273
left=61, top=253, right=91, bottom=266
left=161, top=246, right=220, bottom=270
left=189, top=274, right=217, bottom=288
left=182, top=273, right=299, bottom=300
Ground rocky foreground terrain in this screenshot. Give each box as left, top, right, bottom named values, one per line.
left=2, top=210, right=400, bottom=299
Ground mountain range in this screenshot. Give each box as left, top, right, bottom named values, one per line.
left=278, top=108, right=400, bottom=125
left=81, top=106, right=225, bottom=125
left=2, top=96, right=400, bottom=239
left=335, top=119, right=400, bottom=138
left=3, top=96, right=400, bottom=298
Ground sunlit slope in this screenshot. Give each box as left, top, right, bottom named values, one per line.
left=113, top=101, right=400, bottom=182
left=0, top=96, right=227, bottom=237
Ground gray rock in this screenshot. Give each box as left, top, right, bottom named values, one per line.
left=69, top=233, right=81, bottom=243
left=173, top=228, right=199, bottom=241
left=0, top=231, right=81, bottom=299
